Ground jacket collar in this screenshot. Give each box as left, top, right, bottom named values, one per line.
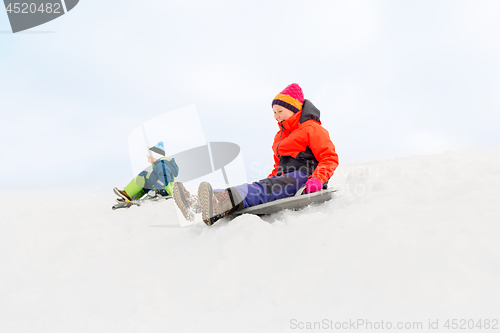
left=299, top=99, right=321, bottom=124
left=279, top=99, right=321, bottom=131
left=281, top=109, right=301, bottom=131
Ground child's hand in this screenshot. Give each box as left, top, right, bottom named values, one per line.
left=305, top=178, right=323, bottom=194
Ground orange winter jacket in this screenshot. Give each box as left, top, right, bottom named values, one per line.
left=269, top=100, right=339, bottom=184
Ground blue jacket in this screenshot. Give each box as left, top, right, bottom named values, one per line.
left=149, top=157, right=179, bottom=194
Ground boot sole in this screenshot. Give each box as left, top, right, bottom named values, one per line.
left=113, top=187, right=131, bottom=201
left=173, top=182, right=194, bottom=221
left=198, top=182, right=214, bottom=226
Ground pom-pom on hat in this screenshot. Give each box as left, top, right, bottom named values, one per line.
left=149, top=141, right=165, bottom=160
left=272, top=83, right=305, bottom=113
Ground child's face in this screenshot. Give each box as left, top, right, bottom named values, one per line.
left=146, top=155, right=156, bottom=164
left=273, top=105, right=295, bottom=122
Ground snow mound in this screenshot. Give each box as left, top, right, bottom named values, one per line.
left=1, top=150, right=499, bottom=332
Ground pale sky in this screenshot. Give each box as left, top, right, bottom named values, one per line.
left=1, top=0, right=499, bottom=189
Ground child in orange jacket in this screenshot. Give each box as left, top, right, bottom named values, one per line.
left=173, top=83, right=339, bottom=225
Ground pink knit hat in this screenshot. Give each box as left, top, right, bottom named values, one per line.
left=272, top=83, right=305, bottom=113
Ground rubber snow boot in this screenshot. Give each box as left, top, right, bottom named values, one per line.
left=172, top=182, right=201, bottom=221
left=113, top=187, right=131, bottom=201
left=198, top=182, right=236, bottom=226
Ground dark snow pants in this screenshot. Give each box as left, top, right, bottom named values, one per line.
left=230, top=171, right=310, bottom=209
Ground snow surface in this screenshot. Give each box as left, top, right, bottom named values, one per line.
left=1, top=150, right=499, bottom=332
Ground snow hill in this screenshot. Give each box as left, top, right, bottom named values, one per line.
left=1, top=150, right=499, bottom=333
